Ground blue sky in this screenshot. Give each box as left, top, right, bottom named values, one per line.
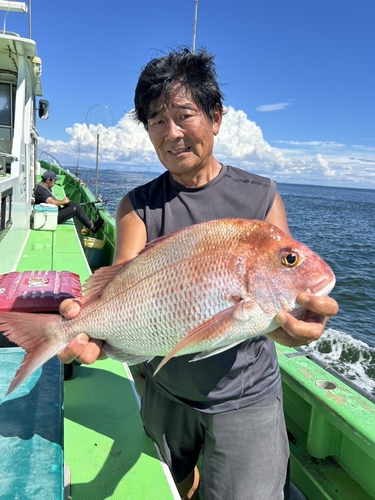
left=3, top=0, right=375, bottom=188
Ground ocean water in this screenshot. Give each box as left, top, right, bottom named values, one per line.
left=74, top=167, right=375, bottom=396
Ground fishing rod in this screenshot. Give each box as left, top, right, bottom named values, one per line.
left=79, top=196, right=123, bottom=207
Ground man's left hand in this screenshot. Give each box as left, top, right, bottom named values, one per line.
left=268, top=293, right=338, bottom=347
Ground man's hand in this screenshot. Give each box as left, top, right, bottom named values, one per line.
left=58, top=299, right=106, bottom=364
left=268, top=293, right=338, bottom=347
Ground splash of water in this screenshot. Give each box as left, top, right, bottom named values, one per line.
left=306, top=328, right=375, bottom=396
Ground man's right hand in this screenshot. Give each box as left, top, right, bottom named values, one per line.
left=58, top=299, right=106, bottom=364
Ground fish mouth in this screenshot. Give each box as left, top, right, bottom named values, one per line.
left=309, top=275, right=336, bottom=297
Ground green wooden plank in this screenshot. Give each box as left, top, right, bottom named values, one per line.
left=64, top=359, right=179, bottom=499
left=52, top=223, right=91, bottom=280
left=17, top=224, right=91, bottom=281
left=16, top=229, right=54, bottom=271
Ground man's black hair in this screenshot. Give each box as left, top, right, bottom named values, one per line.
left=133, top=48, right=224, bottom=128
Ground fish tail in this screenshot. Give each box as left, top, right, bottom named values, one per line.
left=0, top=312, right=64, bottom=396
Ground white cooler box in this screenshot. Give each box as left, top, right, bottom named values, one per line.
left=32, top=203, right=58, bottom=231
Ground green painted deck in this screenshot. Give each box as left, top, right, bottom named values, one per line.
left=278, top=344, right=375, bottom=499
left=17, top=220, right=91, bottom=278
left=64, top=360, right=177, bottom=499
left=4, top=208, right=179, bottom=498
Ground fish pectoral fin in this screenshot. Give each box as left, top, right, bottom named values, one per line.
left=190, top=341, right=244, bottom=362
left=154, top=300, right=256, bottom=375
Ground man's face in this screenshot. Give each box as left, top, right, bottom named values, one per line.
left=146, top=86, right=222, bottom=184
left=45, top=178, right=56, bottom=188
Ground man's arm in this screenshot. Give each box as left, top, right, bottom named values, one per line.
left=45, top=196, right=70, bottom=207
left=113, top=194, right=147, bottom=264
left=34, top=184, right=70, bottom=207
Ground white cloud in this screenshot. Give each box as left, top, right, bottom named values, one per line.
left=316, top=154, right=336, bottom=177
left=215, top=107, right=287, bottom=170
left=38, top=106, right=375, bottom=189
left=256, top=103, right=291, bottom=112
left=273, top=140, right=346, bottom=149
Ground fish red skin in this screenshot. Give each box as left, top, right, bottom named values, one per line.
left=0, top=218, right=335, bottom=395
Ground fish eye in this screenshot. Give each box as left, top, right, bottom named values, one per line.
left=281, top=251, right=300, bottom=268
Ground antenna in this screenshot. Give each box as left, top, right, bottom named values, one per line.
left=192, top=0, right=199, bottom=53
left=86, top=105, right=114, bottom=199
left=28, top=0, right=31, bottom=38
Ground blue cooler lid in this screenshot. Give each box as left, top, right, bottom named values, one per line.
left=34, top=203, right=58, bottom=213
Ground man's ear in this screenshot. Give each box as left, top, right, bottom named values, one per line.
left=212, top=103, right=223, bottom=136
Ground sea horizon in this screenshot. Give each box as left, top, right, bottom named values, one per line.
left=63, top=164, right=375, bottom=192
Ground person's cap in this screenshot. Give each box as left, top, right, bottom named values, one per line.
left=42, top=170, right=61, bottom=181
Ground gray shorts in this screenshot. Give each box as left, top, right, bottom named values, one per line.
left=141, top=382, right=289, bottom=500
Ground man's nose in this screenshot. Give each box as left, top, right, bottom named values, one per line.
left=166, top=119, right=184, bottom=140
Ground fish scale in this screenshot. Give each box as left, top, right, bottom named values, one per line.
left=0, top=218, right=335, bottom=395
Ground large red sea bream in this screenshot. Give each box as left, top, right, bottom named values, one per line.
left=0, top=218, right=335, bottom=395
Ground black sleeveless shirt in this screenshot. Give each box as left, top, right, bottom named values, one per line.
left=129, top=165, right=281, bottom=413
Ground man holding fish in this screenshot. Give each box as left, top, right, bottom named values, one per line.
left=58, top=49, right=338, bottom=499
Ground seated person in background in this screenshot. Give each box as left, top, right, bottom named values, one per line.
left=34, top=171, right=103, bottom=234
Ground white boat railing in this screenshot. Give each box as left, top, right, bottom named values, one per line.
left=0, top=152, right=17, bottom=177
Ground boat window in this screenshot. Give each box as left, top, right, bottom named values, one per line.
left=0, top=83, right=11, bottom=125
left=0, top=82, right=13, bottom=143
left=0, top=187, right=12, bottom=239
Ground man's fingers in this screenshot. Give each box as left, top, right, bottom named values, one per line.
left=59, top=299, right=81, bottom=319
left=58, top=300, right=107, bottom=364
left=58, top=337, right=106, bottom=364
left=76, top=339, right=106, bottom=364
left=58, top=334, right=90, bottom=364
left=297, top=293, right=339, bottom=317
left=275, top=312, right=326, bottom=344
left=268, top=328, right=310, bottom=347
left=270, top=294, right=338, bottom=348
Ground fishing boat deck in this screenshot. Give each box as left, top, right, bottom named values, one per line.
left=2, top=173, right=375, bottom=499
left=277, top=344, right=375, bottom=500
left=0, top=185, right=179, bottom=499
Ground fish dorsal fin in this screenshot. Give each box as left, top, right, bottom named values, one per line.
left=80, top=231, right=185, bottom=307
left=154, top=304, right=241, bottom=375
left=80, top=263, right=125, bottom=307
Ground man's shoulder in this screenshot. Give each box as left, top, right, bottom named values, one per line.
left=224, top=165, right=273, bottom=188
left=34, top=181, right=49, bottom=191
left=132, top=172, right=168, bottom=199
left=33, top=182, right=53, bottom=204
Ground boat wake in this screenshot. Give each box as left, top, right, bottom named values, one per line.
left=306, top=328, right=375, bottom=397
